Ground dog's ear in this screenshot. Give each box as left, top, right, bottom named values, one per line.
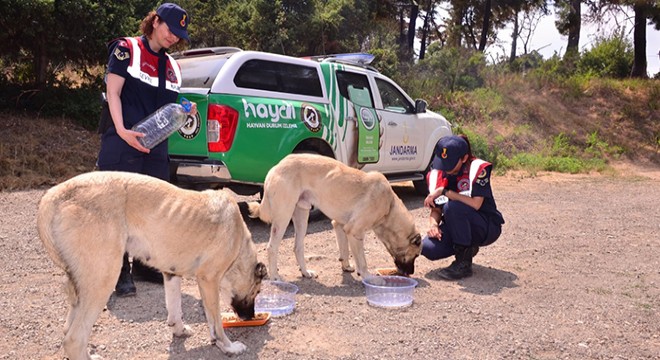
left=255, top=262, right=268, bottom=279
left=410, top=233, right=422, bottom=246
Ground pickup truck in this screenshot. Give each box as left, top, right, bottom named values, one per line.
left=168, top=48, right=453, bottom=197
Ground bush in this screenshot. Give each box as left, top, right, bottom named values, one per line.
left=577, top=33, right=633, bottom=78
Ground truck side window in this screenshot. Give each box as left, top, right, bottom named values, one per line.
left=375, top=78, right=414, bottom=113
left=336, top=71, right=374, bottom=107
left=234, top=60, right=323, bottom=97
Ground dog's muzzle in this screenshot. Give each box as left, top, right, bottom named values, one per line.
left=231, top=296, right=256, bottom=320
left=395, top=258, right=415, bottom=276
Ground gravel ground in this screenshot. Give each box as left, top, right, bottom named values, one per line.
left=1, top=168, right=659, bottom=360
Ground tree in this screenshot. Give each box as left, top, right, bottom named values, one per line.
left=0, top=0, right=146, bottom=88
left=584, top=0, right=660, bottom=78
left=555, top=0, right=582, bottom=58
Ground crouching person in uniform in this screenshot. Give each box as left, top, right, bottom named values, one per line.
left=421, top=135, right=505, bottom=280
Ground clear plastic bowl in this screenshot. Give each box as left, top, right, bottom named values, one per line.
left=255, top=280, right=299, bottom=317
left=362, top=275, right=418, bottom=308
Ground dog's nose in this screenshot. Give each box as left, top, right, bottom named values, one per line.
left=231, top=297, right=256, bottom=320
left=395, top=260, right=414, bottom=275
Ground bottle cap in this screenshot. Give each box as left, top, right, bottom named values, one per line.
left=180, top=97, right=192, bottom=112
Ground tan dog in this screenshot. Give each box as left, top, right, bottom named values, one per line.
left=37, top=171, right=267, bottom=360
left=248, top=153, right=422, bottom=281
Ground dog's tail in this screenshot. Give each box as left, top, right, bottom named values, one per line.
left=37, top=189, right=80, bottom=306
left=247, top=201, right=272, bottom=223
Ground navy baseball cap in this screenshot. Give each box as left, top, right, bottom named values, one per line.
left=157, top=3, right=190, bottom=41
left=431, top=136, right=468, bottom=171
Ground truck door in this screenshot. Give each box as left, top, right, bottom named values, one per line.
left=369, top=77, right=425, bottom=172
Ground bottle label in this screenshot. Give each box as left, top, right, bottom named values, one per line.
left=155, top=111, right=169, bottom=129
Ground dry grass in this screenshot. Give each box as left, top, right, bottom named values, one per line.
left=0, top=113, right=100, bottom=190
left=1, top=76, right=658, bottom=191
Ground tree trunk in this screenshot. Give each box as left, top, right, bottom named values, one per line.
left=478, top=0, right=492, bottom=52
left=565, top=0, right=581, bottom=58
left=419, top=2, right=434, bottom=60
left=510, top=9, right=519, bottom=63
left=407, top=3, right=419, bottom=60
left=630, top=3, right=648, bottom=78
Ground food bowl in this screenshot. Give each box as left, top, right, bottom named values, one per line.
left=255, top=280, right=299, bottom=317
left=362, top=275, right=418, bottom=308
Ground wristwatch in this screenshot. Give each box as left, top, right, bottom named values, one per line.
left=441, top=188, right=450, bottom=196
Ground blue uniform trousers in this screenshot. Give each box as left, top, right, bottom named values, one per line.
left=97, top=132, right=170, bottom=181
left=421, top=200, right=501, bottom=260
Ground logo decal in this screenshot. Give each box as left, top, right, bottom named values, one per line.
left=359, top=107, right=375, bottom=130
left=441, top=148, right=448, bottom=159
left=178, top=113, right=200, bottom=140
left=301, top=104, right=321, bottom=132
left=180, top=14, right=187, bottom=27
left=114, top=48, right=129, bottom=61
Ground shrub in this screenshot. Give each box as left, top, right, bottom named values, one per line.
left=577, top=33, right=633, bottom=78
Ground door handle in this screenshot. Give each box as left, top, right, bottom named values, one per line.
left=387, top=121, right=397, bottom=126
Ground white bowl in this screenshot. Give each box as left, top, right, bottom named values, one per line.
left=362, top=275, right=418, bottom=308
left=255, top=280, right=299, bottom=317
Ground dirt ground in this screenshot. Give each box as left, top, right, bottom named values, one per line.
left=1, top=166, right=659, bottom=360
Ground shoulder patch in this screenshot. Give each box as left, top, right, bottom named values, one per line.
left=114, top=47, right=130, bottom=61
left=477, top=168, right=488, bottom=179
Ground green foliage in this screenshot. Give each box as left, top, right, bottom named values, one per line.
left=577, top=33, right=634, bottom=78
left=585, top=131, right=623, bottom=159
left=509, top=51, right=544, bottom=73
left=454, top=126, right=501, bottom=169
left=416, top=45, right=487, bottom=93
left=498, top=153, right=607, bottom=174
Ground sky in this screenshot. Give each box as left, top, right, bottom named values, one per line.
left=486, top=6, right=660, bottom=77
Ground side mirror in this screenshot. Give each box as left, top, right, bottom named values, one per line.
left=415, top=99, right=427, bottom=113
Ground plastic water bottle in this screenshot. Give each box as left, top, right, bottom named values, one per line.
left=132, top=98, right=192, bottom=149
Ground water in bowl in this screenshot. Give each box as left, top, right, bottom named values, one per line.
left=366, top=292, right=414, bottom=308
left=255, top=295, right=295, bottom=317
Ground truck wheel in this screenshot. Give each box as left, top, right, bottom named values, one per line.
left=413, top=178, right=429, bottom=196
left=413, top=162, right=431, bottom=196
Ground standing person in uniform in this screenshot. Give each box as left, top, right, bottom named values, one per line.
left=97, top=3, right=197, bottom=297
left=421, top=135, right=505, bottom=280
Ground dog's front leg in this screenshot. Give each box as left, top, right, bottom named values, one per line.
left=346, top=232, right=371, bottom=278
left=292, top=206, right=317, bottom=278
left=197, top=276, right=247, bottom=355
left=332, top=220, right=354, bottom=272
left=164, top=274, right=193, bottom=337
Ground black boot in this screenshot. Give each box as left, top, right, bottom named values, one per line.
left=115, top=253, right=136, bottom=297
left=131, top=259, right=163, bottom=284
left=438, top=245, right=476, bottom=280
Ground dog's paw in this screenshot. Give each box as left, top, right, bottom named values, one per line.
left=341, top=264, right=355, bottom=273
left=301, top=269, right=318, bottom=278
left=171, top=323, right=193, bottom=337
left=90, top=354, right=104, bottom=360
left=217, top=340, right=247, bottom=355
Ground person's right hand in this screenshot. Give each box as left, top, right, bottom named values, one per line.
left=424, top=194, right=437, bottom=208
left=117, top=127, right=150, bottom=153
left=427, top=225, right=441, bottom=239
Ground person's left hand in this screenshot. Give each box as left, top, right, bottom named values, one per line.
left=188, top=101, right=198, bottom=117
left=424, top=194, right=437, bottom=208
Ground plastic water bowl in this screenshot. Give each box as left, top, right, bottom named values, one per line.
left=362, top=275, right=418, bottom=308
left=255, top=280, right=299, bottom=317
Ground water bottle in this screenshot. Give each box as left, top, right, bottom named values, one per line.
left=131, top=98, right=192, bottom=149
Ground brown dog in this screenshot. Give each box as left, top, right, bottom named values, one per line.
left=248, top=153, right=422, bottom=281
left=37, top=171, right=267, bottom=360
